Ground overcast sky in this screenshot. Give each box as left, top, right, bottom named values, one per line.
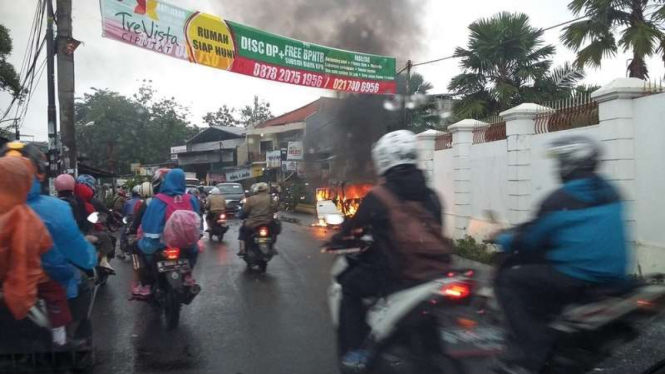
left=1, top=0, right=663, bottom=141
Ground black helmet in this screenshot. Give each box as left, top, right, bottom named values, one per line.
left=0, top=141, right=48, bottom=180
left=547, top=135, right=601, bottom=181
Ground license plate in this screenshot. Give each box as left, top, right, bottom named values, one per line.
left=441, top=325, right=504, bottom=357
left=157, top=259, right=191, bottom=273
left=255, top=238, right=272, bottom=243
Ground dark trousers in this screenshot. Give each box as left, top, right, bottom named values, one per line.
left=494, top=264, right=590, bottom=371
left=337, top=266, right=388, bottom=355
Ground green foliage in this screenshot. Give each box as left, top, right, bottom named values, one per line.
left=561, top=0, right=665, bottom=79
left=394, top=72, right=442, bottom=133
left=240, top=96, right=273, bottom=128
left=454, top=236, right=495, bottom=264
left=0, top=24, right=21, bottom=99
left=449, top=12, right=587, bottom=119
left=75, top=82, right=199, bottom=175
left=202, top=104, right=240, bottom=127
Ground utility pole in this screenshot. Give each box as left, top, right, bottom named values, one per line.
left=46, top=0, right=59, bottom=185
left=404, top=59, right=412, bottom=128
left=56, top=0, right=77, bottom=175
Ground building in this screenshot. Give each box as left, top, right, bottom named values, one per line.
left=171, top=126, right=245, bottom=184
left=237, top=97, right=342, bottom=185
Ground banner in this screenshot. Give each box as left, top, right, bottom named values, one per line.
left=226, top=168, right=252, bottom=182
left=266, top=150, right=282, bottom=169
left=99, top=0, right=396, bottom=94
left=287, top=141, right=303, bottom=160
left=282, top=161, right=298, bottom=172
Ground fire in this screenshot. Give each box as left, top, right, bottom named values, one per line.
left=316, top=184, right=373, bottom=218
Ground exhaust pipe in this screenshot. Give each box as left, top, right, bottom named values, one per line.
left=182, top=284, right=201, bottom=305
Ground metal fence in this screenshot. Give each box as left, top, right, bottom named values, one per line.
left=434, top=133, right=453, bottom=150
left=534, top=95, right=599, bottom=134
left=473, top=115, right=507, bottom=144
left=642, top=79, right=664, bottom=97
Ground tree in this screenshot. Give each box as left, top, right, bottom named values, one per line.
left=448, top=12, right=586, bottom=119
left=202, top=105, right=240, bottom=127
left=0, top=24, right=21, bottom=99
left=240, top=96, right=273, bottom=127
left=561, top=0, right=665, bottom=79
left=75, top=84, right=198, bottom=174
left=393, top=72, right=442, bottom=133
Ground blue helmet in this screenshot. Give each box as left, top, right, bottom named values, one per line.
left=77, top=174, right=97, bottom=193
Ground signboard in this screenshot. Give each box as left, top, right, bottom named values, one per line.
left=282, top=161, right=298, bottom=172
left=130, top=163, right=141, bottom=173
left=266, top=150, right=281, bottom=169
left=280, top=148, right=288, bottom=161
left=226, top=168, right=252, bottom=182
left=287, top=141, right=303, bottom=160
left=99, top=0, right=396, bottom=94
left=171, top=145, right=187, bottom=154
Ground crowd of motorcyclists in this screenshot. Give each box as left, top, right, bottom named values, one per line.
left=0, top=129, right=638, bottom=374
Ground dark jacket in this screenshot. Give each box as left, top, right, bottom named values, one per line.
left=498, top=173, right=628, bottom=283
left=338, top=166, right=444, bottom=279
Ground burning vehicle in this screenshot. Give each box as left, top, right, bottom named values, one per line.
left=314, top=183, right=373, bottom=227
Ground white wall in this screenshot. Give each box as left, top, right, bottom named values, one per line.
left=468, top=140, right=509, bottom=236
left=530, top=126, right=600, bottom=206
left=433, top=148, right=455, bottom=237
left=634, top=93, right=665, bottom=271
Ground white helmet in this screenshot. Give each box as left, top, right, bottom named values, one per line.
left=139, top=181, right=153, bottom=198
left=255, top=182, right=269, bottom=192
left=131, top=185, right=141, bottom=196
left=371, top=130, right=419, bottom=176
left=210, top=187, right=221, bottom=195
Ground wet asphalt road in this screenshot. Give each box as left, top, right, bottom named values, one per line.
left=92, top=216, right=340, bottom=374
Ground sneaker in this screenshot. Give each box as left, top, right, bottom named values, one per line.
left=132, top=283, right=151, bottom=297
left=340, top=350, right=370, bottom=374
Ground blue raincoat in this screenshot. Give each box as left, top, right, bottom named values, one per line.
left=27, top=179, right=97, bottom=298
left=139, top=169, right=201, bottom=258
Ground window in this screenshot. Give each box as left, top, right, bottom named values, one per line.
left=260, top=140, right=273, bottom=152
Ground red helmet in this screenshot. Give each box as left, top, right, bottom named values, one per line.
left=54, top=174, right=76, bottom=192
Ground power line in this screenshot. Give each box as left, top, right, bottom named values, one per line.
left=406, top=15, right=590, bottom=69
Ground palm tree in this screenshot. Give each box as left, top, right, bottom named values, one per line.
left=448, top=12, right=559, bottom=119
left=561, top=0, right=665, bottom=79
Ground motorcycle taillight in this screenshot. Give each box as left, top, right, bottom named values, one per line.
left=163, top=248, right=180, bottom=260
left=440, top=283, right=472, bottom=300
left=259, top=227, right=269, bottom=237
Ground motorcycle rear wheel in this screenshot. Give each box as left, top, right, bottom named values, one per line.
left=163, top=290, right=181, bottom=330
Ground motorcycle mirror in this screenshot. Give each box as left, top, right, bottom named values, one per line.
left=87, top=212, right=100, bottom=224
left=122, top=216, right=128, bottom=224
left=325, top=214, right=344, bottom=226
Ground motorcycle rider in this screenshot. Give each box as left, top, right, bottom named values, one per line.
left=128, top=181, right=156, bottom=297
left=123, top=185, right=141, bottom=218
left=205, top=187, right=226, bottom=229
left=0, top=142, right=97, bottom=346
left=54, top=173, right=91, bottom=233
left=331, top=130, right=453, bottom=372
left=138, top=169, right=201, bottom=293
left=78, top=174, right=121, bottom=229
left=492, top=135, right=629, bottom=374
left=237, top=182, right=277, bottom=256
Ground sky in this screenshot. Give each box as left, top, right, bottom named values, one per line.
left=0, top=0, right=663, bottom=141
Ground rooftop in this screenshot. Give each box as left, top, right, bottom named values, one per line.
left=257, top=97, right=341, bottom=128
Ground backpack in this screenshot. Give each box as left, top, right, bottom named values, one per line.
left=371, top=186, right=453, bottom=282
left=155, top=193, right=201, bottom=249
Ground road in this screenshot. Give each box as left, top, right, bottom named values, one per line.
left=90, top=215, right=665, bottom=374
left=92, top=215, right=341, bottom=374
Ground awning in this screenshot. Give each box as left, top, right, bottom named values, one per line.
left=78, top=163, right=117, bottom=178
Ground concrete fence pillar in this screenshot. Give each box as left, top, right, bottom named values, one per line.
left=592, top=78, right=644, bottom=235
left=501, top=103, right=551, bottom=225
left=448, top=120, right=477, bottom=239
left=416, top=129, right=442, bottom=183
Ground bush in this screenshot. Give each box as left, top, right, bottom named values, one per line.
left=453, top=236, right=495, bottom=264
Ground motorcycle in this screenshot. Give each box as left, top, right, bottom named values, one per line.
left=131, top=247, right=201, bottom=330
left=0, top=244, right=102, bottom=372
left=324, top=233, right=476, bottom=374
left=243, top=223, right=277, bottom=273
left=208, top=212, right=229, bottom=242
left=86, top=212, right=116, bottom=286
left=473, top=246, right=665, bottom=374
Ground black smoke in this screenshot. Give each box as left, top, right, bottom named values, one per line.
left=216, top=0, right=425, bottom=59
